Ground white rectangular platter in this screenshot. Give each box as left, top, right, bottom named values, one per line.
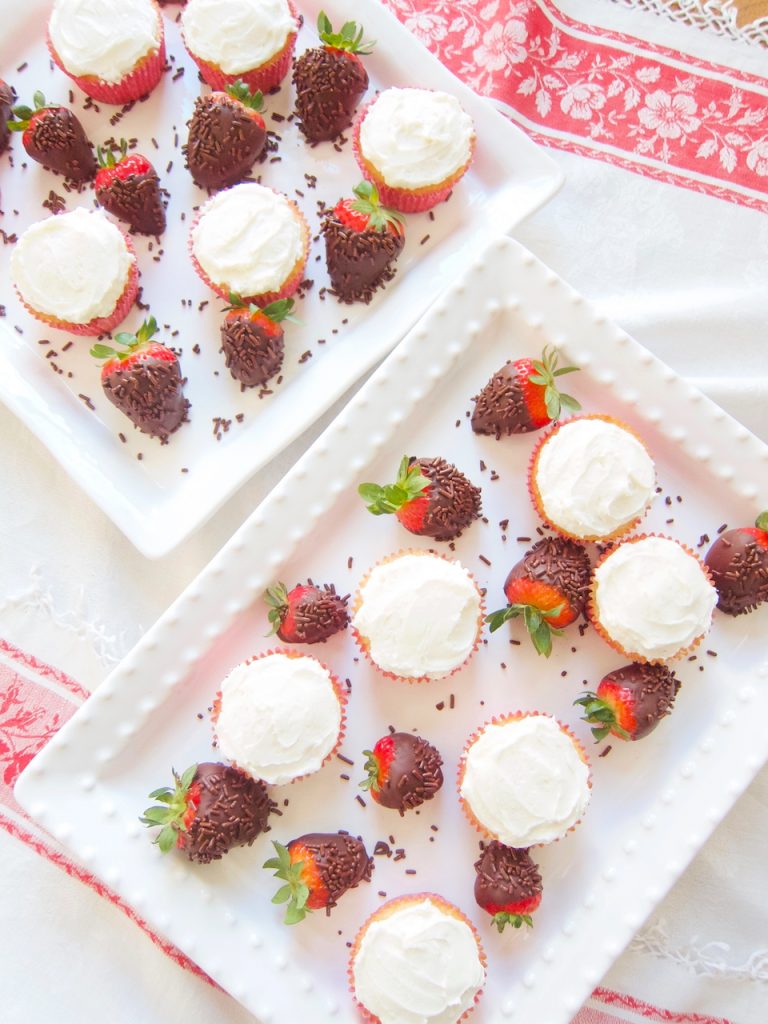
left=0, top=0, right=562, bottom=558
left=15, top=236, right=768, bottom=1024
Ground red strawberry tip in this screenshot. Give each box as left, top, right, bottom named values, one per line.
left=358, top=455, right=430, bottom=516
left=485, top=602, right=565, bottom=657
left=140, top=763, right=199, bottom=854
left=527, top=345, right=581, bottom=422
left=490, top=911, right=534, bottom=933
left=574, top=691, right=631, bottom=742
left=263, top=840, right=313, bottom=925
left=317, top=10, right=375, bottom=54
left=225, top=79, right=265, bottom=113
left=89, top=316, right=160, bottom=363
left=8, top=89, right=56, bottom=131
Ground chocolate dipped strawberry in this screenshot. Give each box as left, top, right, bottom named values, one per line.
left=95, top=139, right=165, bottom=235
left=91, top=317, right=190, bottom=441
left=8, top=90, right=95, bottom=181
left=0, top=79, right=13, bottom=155
left=323, top=180, right=405, bottom=303
left=264, top=834, right=372, bottom=923
left=293, top=12, right=373, bottom=142
left=486, top=537, right=591, bottom=656
left=575, top=663, right=680, bottom=742
left=264, top=579, right=350, bottom=643
left=704, top=512, right=768, bottom=616
left=359, top=455, right=481, bottom=541
left=472, top=346, right=580, bottom=437
left=474, top=841, right=542, bottom=932
left=141, top=762, right=276, bottom=864
left=220, top=295, right=296, bottom=389
left=186, top=80, right=267, bottom=190
left=360, top=732, right=443, bottom=815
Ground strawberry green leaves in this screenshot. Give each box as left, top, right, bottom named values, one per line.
left=317, top=11, right=375, bottom=54
left=264, top=841, right=312, bottom=925
left=359, top=749, right=381, bottom=793
left=225, top=79, right=265, bottom=113
left=9, top=90, right=52, bottom=130
left=359, top=455, right=430, bottom=515
left=264, top=582, right=289, bottom=635
left=140, top=764, right=198, bottom=854
left=755, top=510, right=768, bottom=532
left=349, top=180, right=404, bottom=234
left=486, top=603, right=565, bottom=657
left=491, top=912, right=534, bottom=933
left=90, top=316, right=159, bottom=363
left=223, top=294, right=299, bottom=324
left=96, top=137, right=128, bottom=168
left=574, top=692, right=631, bottom=742
left=528, top=345, right=581, bottom=422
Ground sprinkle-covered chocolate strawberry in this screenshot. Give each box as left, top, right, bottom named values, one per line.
left=8, top=90, right=96, bottom=181
left=359, top=455, right=481, bottom=541
left=95, top=139, right=165, bottom=235
left=474, top=841, right=543, bottom=932
left=360, top=732, right=443, bottom=815
left=0, top=79, right=13, bottom=155
left=323, top=180, right=405, bottom=303
left=486, top=537, right=591, bottom=656
left=293, top=12, right=373, bottom=142
left=704, top=512, right=768, bottom=616
left=264, top=579, right=350, bottom=643
left=220, top=295, right=296, bottom=389
left=186, top=80, right=267, bottom=190
left=264, top=833, right=372, bottom=923
left=472, top=346, right=580, bottom=437
left=91, top=317, right=190, bottom=441
left=575, top=663, right=681, bottom=742
left=141, top=762, right=276, bottom=864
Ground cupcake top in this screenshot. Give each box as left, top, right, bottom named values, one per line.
left=352, top=897, right=485, bottom=1024
left=191, top=184, right=305, bottom=296
left=214, top=652, right=342, bottom=785
left=460, top=714, right=591, bottom=846
left=352, top=552, right=482, bottom=680
left=533, top=416, right=655, bottom=540
left=49, top=0, right=161, bottom=84
left=181, top=0, right=295, bottom=75
left=593, top=536, right=717, bottom=660
left=358, top=88, right=474, bottom=190
left=11, top=208, right=134, bottom=323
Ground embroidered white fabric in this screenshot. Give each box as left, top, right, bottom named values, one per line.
left=614, top=0, right=768, bottom=48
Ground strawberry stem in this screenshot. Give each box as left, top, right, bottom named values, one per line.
left=264, top=582, right=288, bottom=635
left=574, top=692, right=631, bottom=741
left=526, top=345, right=581, bottom=422
left=263, top=841, right=312, bottom=925
left=755, top=511, right=768, bottom=531
left=226, top=79, right=265, bottom=112
left=140, top=764, right=198, bottom=854
left=491, top=911, right=534, bottom=933
left=317, top=11, right=375, bottom=53
left=358, top=455, right=430, bottom=515
left=359, top=749, right=381, bottom=793
left=485, top=603, right=564, bottom=657
left=348, top=180, right=404, bottom=233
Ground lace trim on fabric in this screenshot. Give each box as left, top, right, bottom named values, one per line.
left=613, top=0, right=768, bottom=48
left=630, top=920, right=768, bottom=982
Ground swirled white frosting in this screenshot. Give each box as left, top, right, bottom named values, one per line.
left=49, top=0, right=161, bottom=83
left=535, top=418, right=655, bottom=539
left=593, top=536, right=717, bottom=660
left=352, top=899, right=485, bottom=1024
left=359, top=88, right=474, bottom=189
left=215, top=653, right=342, bottom=785
left=460, top=715, right=591, bottom=846
left=352, top=553, right=481, bottom=679
left=181, top=0, right=294, bottom=74
left=11, top=208, right=134, bottom=323
left=191, top=184, right=305, bottom=296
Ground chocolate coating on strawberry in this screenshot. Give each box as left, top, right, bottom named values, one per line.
left=265, top=834, right=372, bottom=923
left=474, top=841, right=542, bottom=931
left=361, top=732, right=444, bottom=815
left=576, top=662, right=680, bottom=742
left=219, top=297, right=295, bottom=389
left=265, top=579, right=350, bottom=644
left=10, top=92, right=96, bottom=181
left=95, top=143, right=165, bottom=235
left=0, top=80, right=13, bottom=154
left=704, top=513, right=768, bottom=616
left=185, top=83, right=267, bottom=190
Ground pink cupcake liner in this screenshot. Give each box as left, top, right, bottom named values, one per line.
left=351, top=548, right=485, bottom=684
left=210, top=648, right=347, bottom=785
left=456, top=711, right=592, bottom=847
left=528, top=414, right=656, bottom=543
left=588, top=534, right=716, bottom=664
left=348, top=893, right=486, bottom=1024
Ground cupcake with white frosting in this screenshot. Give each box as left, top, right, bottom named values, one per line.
left=351, top=549, right=484, bottom=683
left=181, top=0, right=298, bottom=93
left=11, top=208, right=138, bottom=336
left=590, top=534, right=717, bottom=663
left=349, top=894, right=486, bottom=1024
left=529, top=414, right=656, bottom=542
left=458, top=712, right=592, bottom=847
left=47, top=0, right=166, bottom=104
left=212, top=649, right=346, bottom=785
left=353, top=87, right=475, bottom=213
left=189, top=183, right=309, bottom=304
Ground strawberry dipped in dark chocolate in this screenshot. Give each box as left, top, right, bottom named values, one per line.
left=8, top=90, right=96, bottom=181
left=704, top=512, right=768, bottom=616
left=487, top=536, right=591, bottom=656
left=0, top=80, right=13, bottom=154
left=293, top=12, right=373, bottom=142
left=360, top=732, right=443, bottom=815
left=219, top=295, right=296, bottom=389
left=359, top=455, right=481, bottom=541
left=264, top=579, right=350, bottom=644
left=575, top=663, right=681, bottom=742
left=141, top=762, right=276, bottom=864
left=265, top=833, right=372, bottom=923
left=185, top=80, right=267, bottom=190
left=474, top=841, right=543, bottom=932
left=95, top=139, right=166, bottom=235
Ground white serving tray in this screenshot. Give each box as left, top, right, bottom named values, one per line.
left=0, top=0, right=562, bottom=558
left=16, top=236, right=768, bottom=1024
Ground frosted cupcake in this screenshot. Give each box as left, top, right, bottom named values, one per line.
left=458, top=713, right=592, bottom=847
left=11, top=208, right=138, bottom=336
left=47, top=0, right=166, bottom=104
left=181, top=0, right=298, bottom=93
left=349, top=894, right=486, bottom=1024
left=189, top=183, right=309, bottom=305
left=529, top=414, right=656, bottom=542
left=351, top=549, right=484, bottom=683
left=212, top=649, right=346, bottom=785
left=590, top=535, right=717, bottom=663
left=353, top=87, right=475, bottom=213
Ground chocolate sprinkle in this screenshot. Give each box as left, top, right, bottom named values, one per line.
left=705, top=527, right=768, bottom=615
left=471, top=360, right=537, bottom=436
left=26, top=107, right=96, bottom=182
left=97, top=170, right=166, bottom=235
left=290, top=832, right=372, bottom=913
left=293, top=47, right=368, bottom=142
left=323, top=215, right=404, bottom=304
left=101, top=353, right=190, bottom=441
left=506, top=536, right=592, bottom=618
left=474, top=841, right=542, bottom=914
left=183, top=762, right=276, bottom=864
left=599, top=663, right=681, bottom=739
left=185, top=94, right=267, bottom=190
left=220, top=313, right=285, bottom=389
left=408, top=456, right=482, bottom=541
left=372, top=732, right=444, bottom=816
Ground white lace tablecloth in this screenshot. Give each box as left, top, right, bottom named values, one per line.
left=1, top=2, right=766, bottom=1023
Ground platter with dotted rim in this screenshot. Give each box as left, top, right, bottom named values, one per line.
left=0, top=0, right=562, bottom=558
left=15, top=235, right=768, bottom=1024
